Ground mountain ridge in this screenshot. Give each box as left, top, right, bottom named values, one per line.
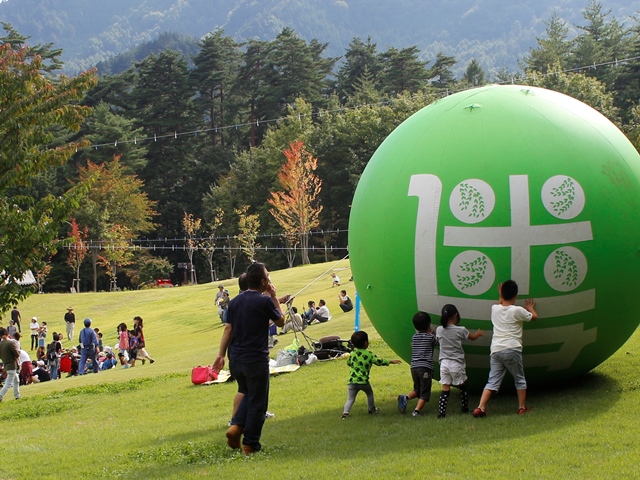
left=1, top=0, right=639, bottom=75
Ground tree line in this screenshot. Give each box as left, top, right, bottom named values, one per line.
left=1, top=0, right=640, bottom=303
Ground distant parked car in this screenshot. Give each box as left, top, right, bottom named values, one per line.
left=156, top=278, right=174, bottom=287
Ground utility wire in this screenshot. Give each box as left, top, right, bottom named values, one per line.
left=79, top=55, right=640, bottom=151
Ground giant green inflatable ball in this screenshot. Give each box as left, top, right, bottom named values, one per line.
left=349, top=85, right=640, bottom=390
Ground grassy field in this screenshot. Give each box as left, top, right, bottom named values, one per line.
left=1, top=260, right=639, bottom=479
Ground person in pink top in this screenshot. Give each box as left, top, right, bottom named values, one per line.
left=117, top=323, right=130, bottom=368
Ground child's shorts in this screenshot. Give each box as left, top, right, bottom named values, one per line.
left=439, top=359, right=468, bottom=386
left=485, top=348, right=527, bottom=391
left=411, top=367, right=433, bottom=402
left=118, top=350, right=129, bottom=362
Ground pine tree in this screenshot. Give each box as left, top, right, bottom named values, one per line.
left=462, top=59, right=487, bottom=87
left=521, top=13, right=572, bottom=73
left=336, top=37, right=380, bottom=101
left=378, top=46, right=429, bottom=95
left=191, top=28, right=242, bottom=148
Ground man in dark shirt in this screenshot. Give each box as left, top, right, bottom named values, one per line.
left=213, top=262, right=285, bottom=455
left=0, top=327, right=21, bottom=401
left=64, top=306, right=75, bottom=341
left=10, top=306, right=21, bottom=332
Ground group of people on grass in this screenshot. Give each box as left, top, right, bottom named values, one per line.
left=210, top=266, right=537, bottom=456
left=344, top=279, right=537, bottom=419
left=0, top=308, right=156, bottom=401
left=277, top=289, right=353, bottom=335
left=216, top=276, right=355, bottom=338
left=116, top=316, right=155, bottom=369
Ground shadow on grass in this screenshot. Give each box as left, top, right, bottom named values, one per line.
left=115, top=370, right=621, bottom=477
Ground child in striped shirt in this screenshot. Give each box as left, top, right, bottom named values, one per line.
left=397, top=311, right=438, bottom=416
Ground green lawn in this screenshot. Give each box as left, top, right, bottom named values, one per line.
left=1, top=260, right=639, bottom=479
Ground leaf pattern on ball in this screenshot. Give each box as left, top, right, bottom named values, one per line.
left=553, top=250, right=578, bottom=287
left=456, top=254, right=488, bottom=289
left=550, top=178, right=575, bottom=215
left=458, top=183, right=485, bottom=218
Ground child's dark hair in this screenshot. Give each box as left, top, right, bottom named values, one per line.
left=412, top=311, right=431, bottom=331
left=246, top=262, right=267, bottom=289
left=440, top=304, right=459, bottom=328
left=351, top=330, right=369, bottom=349
left=500, top=280, right=518, bottom=301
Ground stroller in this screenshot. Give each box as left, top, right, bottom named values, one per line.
left=310, top=335, right=352, bottom=360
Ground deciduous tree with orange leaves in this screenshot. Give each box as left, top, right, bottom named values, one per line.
left=268, top=141, right=323, bottom=265
left=67, top=218, right=89, bottom=292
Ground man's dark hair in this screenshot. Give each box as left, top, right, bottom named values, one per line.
left=412, top=311, right=431, bottom=331
left=350, top=330, right=369, bottom=349
left=292, top=306, right=298, bottom=313
left=238, top=272, right=248, bottom=292
left=501, top=280, right=518, bottom=301
left=0, top=327, right=7, bottom=337
left=245, top=262, right=267, bottom=289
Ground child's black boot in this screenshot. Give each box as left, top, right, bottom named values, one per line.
left=438, top=391, right=449, bottom=418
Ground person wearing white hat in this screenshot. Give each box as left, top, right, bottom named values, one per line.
left=64, top=306, right=75, bottom=341
left=29, top=317, right=40, bottom=351
left=215, top=285, right=225, bottom=322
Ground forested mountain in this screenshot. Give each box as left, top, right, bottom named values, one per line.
left=1, top=0, right=639, bottom=75
left=2, top=0, right=640, bottom=295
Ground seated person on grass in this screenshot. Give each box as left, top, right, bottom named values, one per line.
left=281, top=306, right=304, bottom=334
left=338, top=290, right=354, bottom=313
left=310, top=299, right=331, bottom=324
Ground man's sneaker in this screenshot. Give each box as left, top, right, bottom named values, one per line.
left=341, top=412, right=349, bottom=419
left=397, top=394, right=408, bottom=414
left=517, top=407, right=532, bottom=415
left=265, top=411, right=275, bottom=419
left=368, top=407, right=381, bottom=415
left=411, top=410, right=420, bottom=417
left=472, top=408, right=486, bottom=418
left=150, top=359, right=155, bottom=364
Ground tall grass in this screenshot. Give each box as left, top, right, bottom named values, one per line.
left=1, top=261, right=638, bottom=479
